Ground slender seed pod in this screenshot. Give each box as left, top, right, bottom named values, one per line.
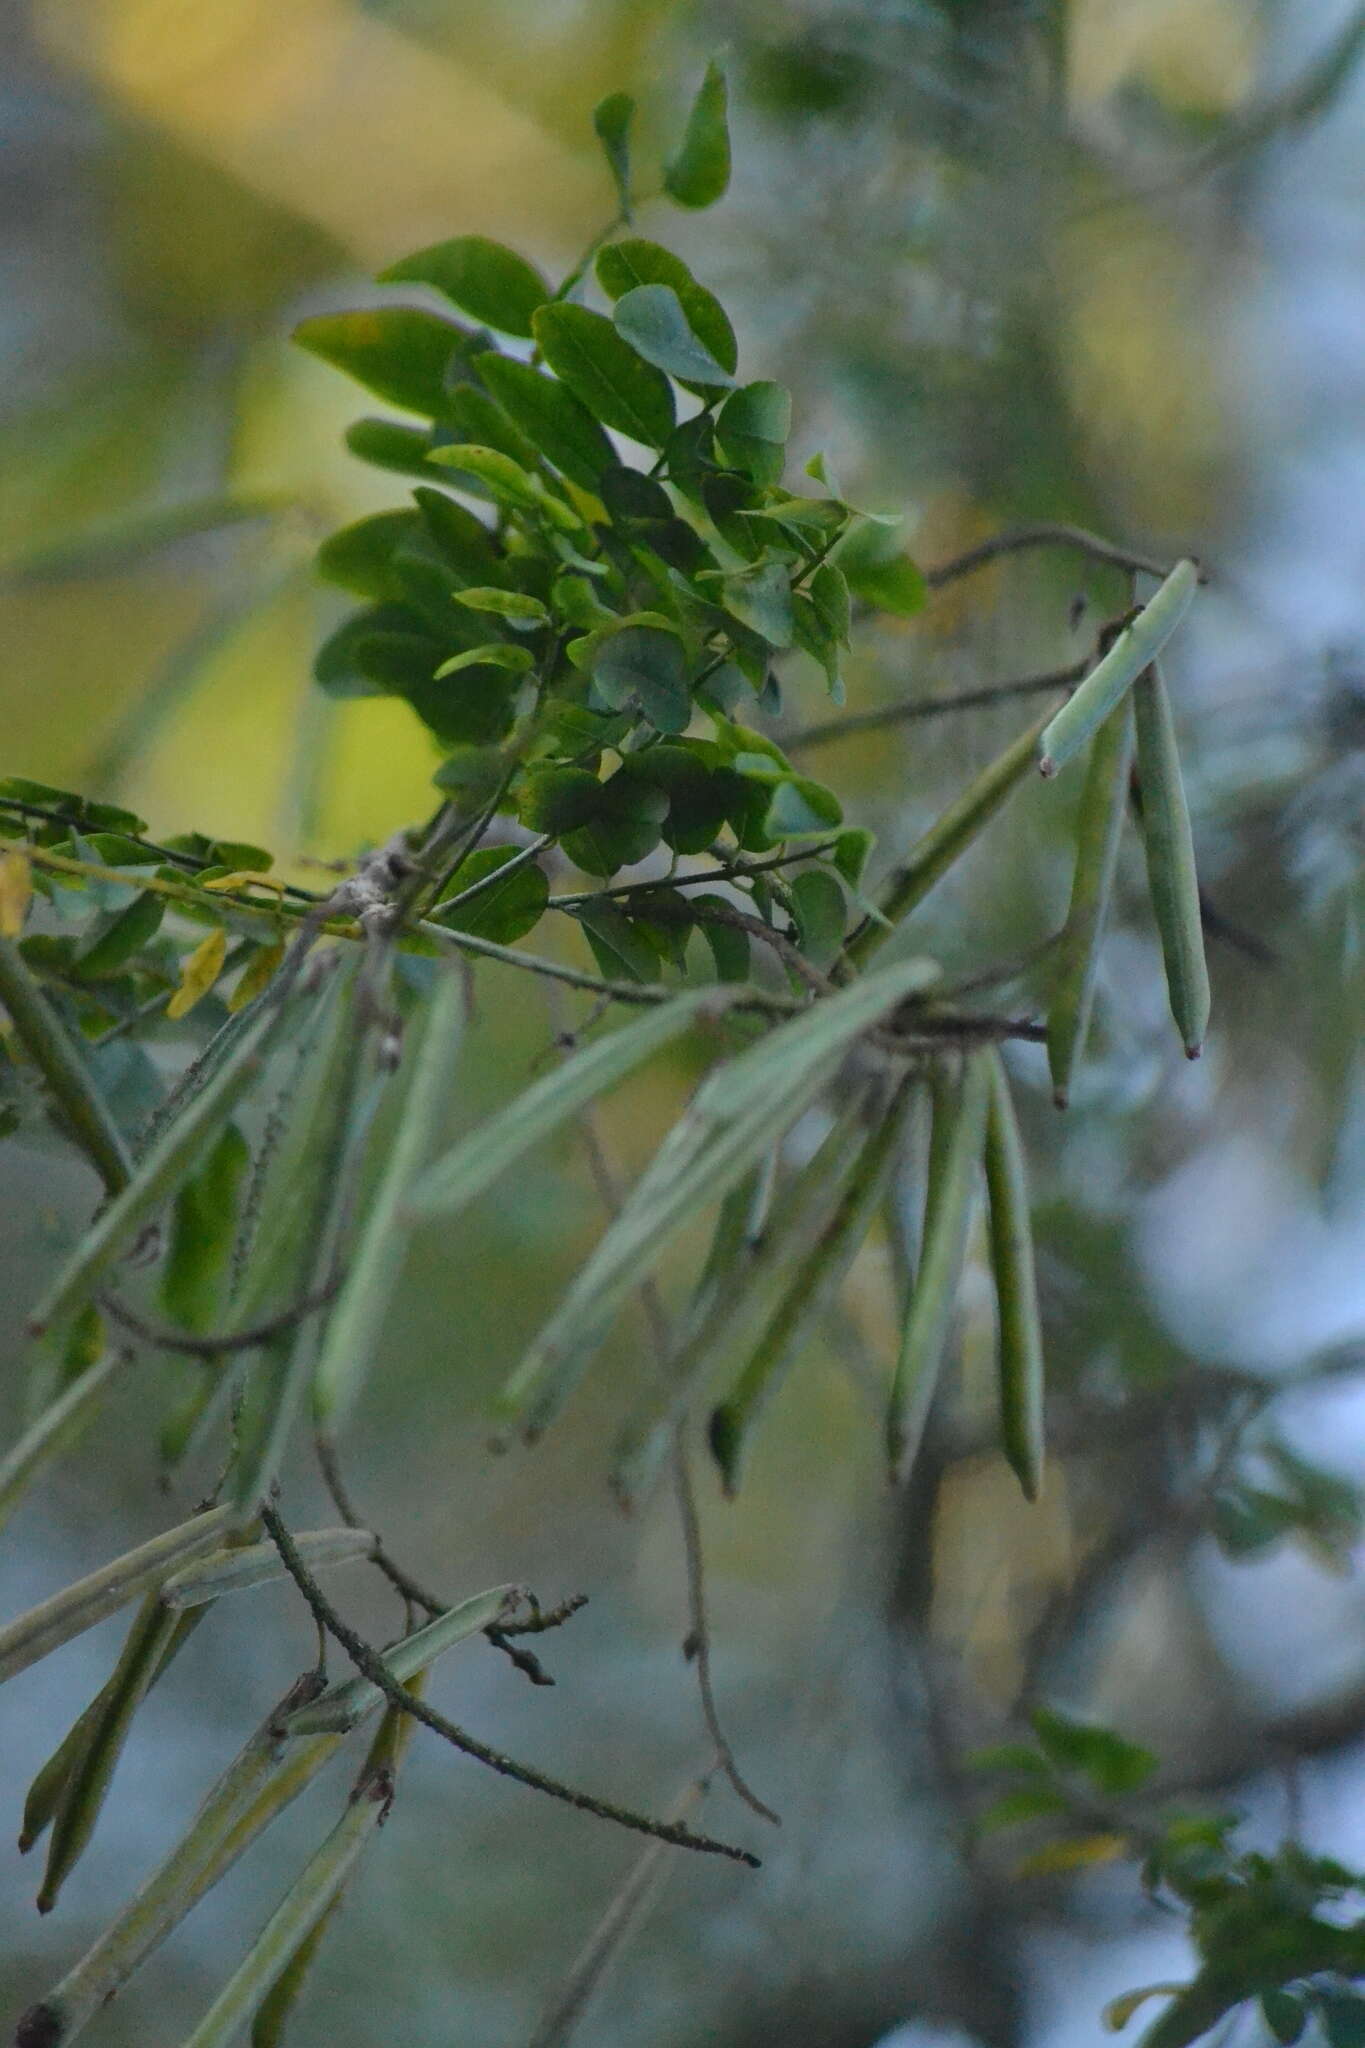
left=709, top=1078, right=915, bottom=1495
left=847, top=714, right=1052, bottom=963
left=38, top=1598, right=185, bottom=1912
left=982, top=1048, right=1045, bottom=1501
left=0, top=1345, right=134, bottom=1536
left=1047, top=700, right=1135, bottom=1107
left=1132, top=659, right=1212, bottom=1058
left=887, top=1053, right=991, bottom=1483
left=1037, top=558, right=1198, bottom=778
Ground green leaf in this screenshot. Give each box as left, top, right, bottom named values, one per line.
left=789, top=868, right=846, bottom=967
left=430, top=848, right=548, bottom=945
left=162, top=1121, right=249, bottom=1333
left=407, top=989, right=723, bottom=1221
left=975, top=1784, right=1070, bottom=1833
left=316, top=510, right=420, bottom=599
left=692, top=893, right=751, bottom=982
left=312, top=971, right=466, bottom=1429
left=379, top=236, right=548, bottom=338
left=433, top=643, right=533, bottom=678
left=1029, top=1708, right=1158, bottom=1794
left=453, top=586, right=550, bottom=628
left=426, top=444, right=581, bottom=530
left=477, top=355, right=614, bottom=492
left=344, top=417, right=447, bottom=481
left=612, top=285, right=735, bottom=388
left=665, top=61, right=731, bottom=209
left=533, top=303, right=676, bottom=448
left=1037, top=559, right=1198, bottom=777
left=619, top=743, right=732, bottom=854
left=595, top=240, right=737, bottom=381
left=1261, top=1992, right=1307, bottom=2046
left=833, top=520, right=927, bottom=616
left=412, top=487, right=506, bottom=585
left=561, top=776, right=667, bottom=878
left=722, top=559, right=794, bottom=647
left=833, top=828, right=873, bottom=886
left=593, top=91, right=636, bottom=215
left=517, top=766, right=605, bottom=836
left=73, top=892, right=164, bottom=980
left=763, top=775, right=842, bottom=839
left=591, top=623, right=692, bottom=733
left=293, top=309, right=471, bottom=419
left=444, top=383, right=537, bottom=469
left=577, top=903, right=663, bottom=984
left=715, top=381, right=792, bottom=486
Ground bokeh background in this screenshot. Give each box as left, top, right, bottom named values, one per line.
left=3, top=2, right=1365, bottom=2044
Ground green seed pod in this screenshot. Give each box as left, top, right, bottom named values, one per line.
left=1037, top=558, right=1197, bottom=778
left=848, top=714, right=1052, bottom=963
left=982, top=1048, right=1045, bottom=1501
left=38, top=1598, right=185, bottom=1912
left=1047, top=701, right=1134, bottom=1107
left=887, top=1053, right=990, bottom=1483
left=1132, top=659, right=1211, bottom=1059
left=709, top=1079, right=915, bottom=1495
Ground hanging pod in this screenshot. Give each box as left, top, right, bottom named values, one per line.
left=982, top=1048, right=1046, bottom=1502
left=312, top=967, right=467, bottom=1430
left=847, top=713, right=1054, bottom=965
left=1132, top=659, right=1212, bottom=1059
left=178, top=1687, right=422, bottom=2048
left=1036, top=558, right=1198, bottom=778
left=610, top=1090, right=875, bottom=1510
left=708, top=1076, right=916, bottom=1494
left=886, top=1052, right=991, bottom=1483
left=1047, top=700, right=1135, bottom=1108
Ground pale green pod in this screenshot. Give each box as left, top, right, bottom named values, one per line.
left=17, top=1692, right=353, bottom=2048
left=1037, top=558, right=1197, bottom=778
left=1133, top=659, right=1212, bottom=1058
left=0, top=1346, right=135, bottom=1536
left=282, top=1584, right=520, bottom=1736
left=609, top=1092, right=874, bottom=1510
left=0, top=1505, right=232, bottom=1684
left=38, top=1597, right=184, bottom=1912
left=709, top=1080, right=915, bottom=1495
left=160, top=1529, right=377, bottom=1609
left=407, top=986, right=725, bottom=1221
left=1046, top=700, right=1134, bottom=1107
left=0, top=935, right=132, bottom=1197
left=179, top=1697, right=421, bottom=2048
left=312, top=969, right=466, bottom=1427
left=848, top=716, right=1053, bottom=964
left=500, top=954, right=940, bottom=1443
left=982, top=1048, right=1045, bottom=1501
left=26, top=993, right=294, bottom=1340
left=886, top=1053, right=990, bottom=1483
left=250, top=1888, right=345, bottom=2048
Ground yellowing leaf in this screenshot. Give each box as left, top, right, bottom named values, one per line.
left=1014, top=1832, right=1128, bottom=1879
left=167, top=928, right=228, bottom=1019
left=228, top=941, right=284, bottom=1013
left=0, top=850, right=32, bottom=936
left=202, top=871, right=289, bottom=897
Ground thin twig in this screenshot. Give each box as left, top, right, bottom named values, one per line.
left=783, top=664, right=1087, bottom=753
left=526, top=1760, right=721, bottom=2048
left=925, top=524, right=1186, bottom=591
left=99, top=1275, right=344, bottom=1360
left=259, top=1502, right=759, bottom=1867
left=547, top=840, right=841, bottom=908
left=671, top=1432, right=782, bottom=1828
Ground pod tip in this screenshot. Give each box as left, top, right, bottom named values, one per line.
left=1184, top=1040, right=1203, bottom=1062
left=1038, top=755, right=1058, bottom=781
left=1052, top=1087, right=1069, bottom=1111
